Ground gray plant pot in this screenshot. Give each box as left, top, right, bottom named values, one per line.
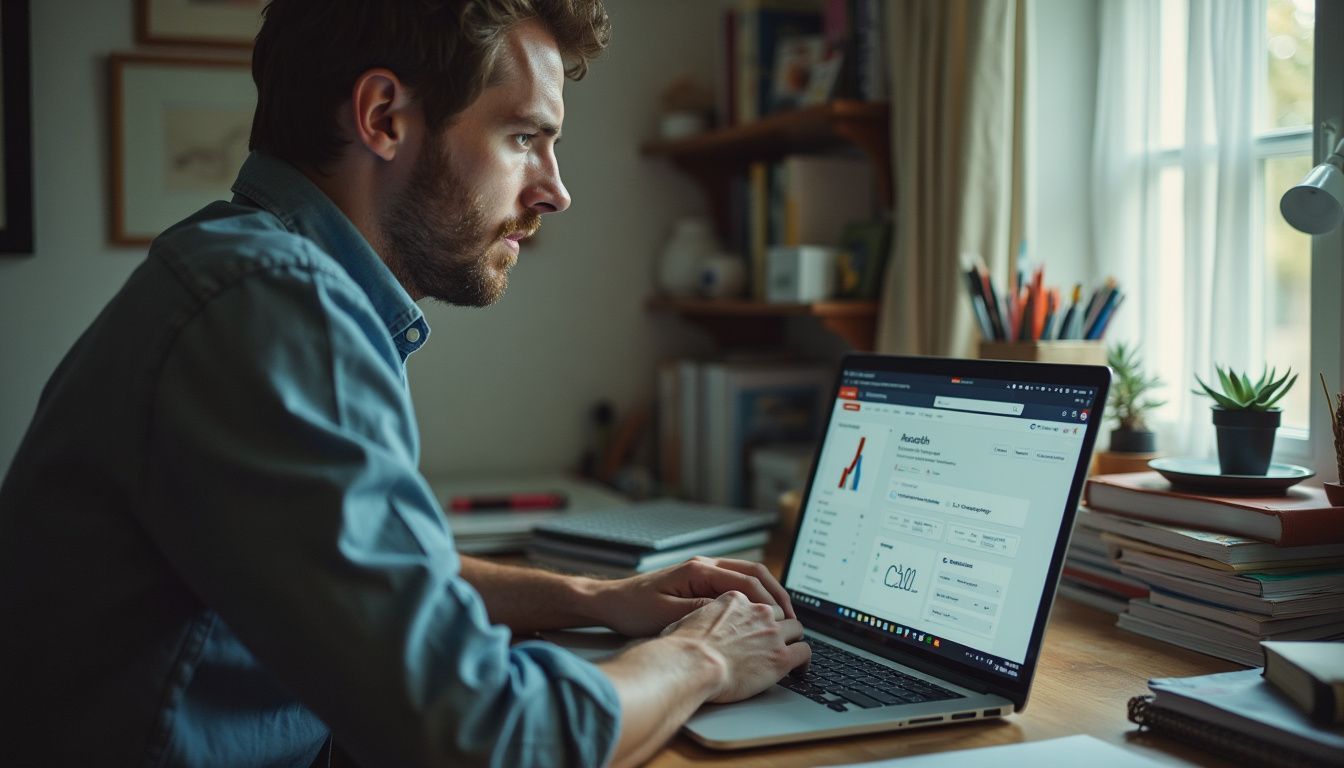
left=1212, top=407, right=1280, bottom=475
left=1110, top=428, right=1156, bottom=453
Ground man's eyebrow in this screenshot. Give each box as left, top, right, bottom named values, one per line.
left=513, top=114, right=562, bottom=141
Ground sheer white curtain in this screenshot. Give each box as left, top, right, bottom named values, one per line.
left=1092, top=0, right=1262, bottom=455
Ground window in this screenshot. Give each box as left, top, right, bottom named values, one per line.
left=1092, top=0, right=1326, bottom=460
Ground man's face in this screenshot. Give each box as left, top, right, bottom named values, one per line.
left=381, top=19, right=570, bottom=305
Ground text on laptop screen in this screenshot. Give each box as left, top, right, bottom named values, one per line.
left=784, top=367, right=1098, bottom=680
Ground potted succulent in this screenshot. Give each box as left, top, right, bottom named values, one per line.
left=1106, top=342, right=1164, bottom=453
left=1194, top=364, right=1297, bottom=475
left=1323, top=374, right=1344, bottom=505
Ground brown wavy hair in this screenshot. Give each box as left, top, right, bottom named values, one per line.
left=249, top=0, right=610, bottom=171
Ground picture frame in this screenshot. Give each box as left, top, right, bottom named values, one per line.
left=137, top=0, right=264, bottom=49
left=109, top=55, right=255, bottom=246
left=0, top=0, right=34, bottom=255
left=835, top=217, right=892, bottom=300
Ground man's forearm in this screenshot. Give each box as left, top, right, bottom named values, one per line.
left=598, top=636, right=725, bottom=768
left=457, top=555, right=604, bottom=633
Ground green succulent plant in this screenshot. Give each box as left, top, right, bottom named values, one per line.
left=1193, top=364, right=1296, bottom=411
left=1107, top=342, right=1164, bottom=431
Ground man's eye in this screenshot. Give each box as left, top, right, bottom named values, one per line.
left=513, top=134, right=534, bottom=148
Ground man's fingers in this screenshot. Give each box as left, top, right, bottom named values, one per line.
left=783, top=639, right=812, bottom=671
left=777, top=617, right=805, bottom=643
left=694, top=563, right=781, bottom=614
left=708, top=558, right=796, bottom=619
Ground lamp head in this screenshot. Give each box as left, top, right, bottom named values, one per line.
left=1281, top=138, right=1344, bottom=235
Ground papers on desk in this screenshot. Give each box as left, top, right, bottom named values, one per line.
left=829, top=735, right=1166, bottom=767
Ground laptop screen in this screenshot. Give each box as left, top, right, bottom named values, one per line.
left=783, top=355, right=1108, bottom=689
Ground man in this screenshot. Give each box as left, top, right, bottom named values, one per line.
left=0, top=2, right=810, bottom=766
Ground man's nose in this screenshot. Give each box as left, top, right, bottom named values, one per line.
left=524, top=156, right=571, bottom=214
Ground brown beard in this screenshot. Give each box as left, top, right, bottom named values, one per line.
left=380, top=137, right=541, bottom=306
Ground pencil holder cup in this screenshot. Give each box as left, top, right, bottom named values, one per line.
left=978, top=341, right=1107, bottom=366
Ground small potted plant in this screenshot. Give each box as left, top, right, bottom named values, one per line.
left=1107, top=342, right=1164, bottom=454
left=1322, top=373, right=1344, bottom=505
left=1194, top=364, right=1296, bottom=475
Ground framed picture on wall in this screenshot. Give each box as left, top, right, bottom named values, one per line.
left=109, top=55, right=255, bottom=246
left=0, top=0, right=35, bottom=255
left=137, top=0, right=264, bottom=48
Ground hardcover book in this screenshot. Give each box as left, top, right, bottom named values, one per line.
left=1083, top=472, right=1344, bottom=546
left=1262, top=641, right=1344, bottom=725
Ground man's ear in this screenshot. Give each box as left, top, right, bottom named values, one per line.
left=348, top=68, right=416, bottom=162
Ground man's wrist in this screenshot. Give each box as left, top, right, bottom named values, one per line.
left=653, top=634, right=729, bottom=703
left=567, top=573, right=609, bottom=627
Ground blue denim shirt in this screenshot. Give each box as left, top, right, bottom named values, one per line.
left=0, top=153, right=620, bottom=767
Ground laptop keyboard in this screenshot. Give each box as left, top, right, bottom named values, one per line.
left=779, top=637, right=963, bottom=711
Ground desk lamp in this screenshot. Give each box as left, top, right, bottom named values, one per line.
left=1281, top=137, right=1344, bottom=234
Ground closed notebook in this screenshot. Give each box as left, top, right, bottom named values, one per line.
left=1083, top=472, right=1344, bottom=546
left=1262, top=641, right=1344, bottom=725
left=1132, top=668, right=1344, bottom=764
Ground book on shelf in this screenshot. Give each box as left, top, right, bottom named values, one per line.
left=775, top=154, right=876, bottom=247
left=733, top=0, right=823, bottom=124
left=1262, top=641, right=1344, bottom=725
left=1127, top=668, right=1344, bottom=766
left=676, top=359, right=702, bottom=499
left=1083, top=471, right=1344, bottom=546
left=739, top=156, right=878, bottom=300
left=1076, top=505, right=1344, bottom=567
left=697, top=360, right=829, bottom=507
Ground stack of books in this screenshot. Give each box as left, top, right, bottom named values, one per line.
left=1074, top=471, right=1344, bottom=666
left=528, top=501, right=776, bottom=578
left=1058, top=508, right=1148, bottom=614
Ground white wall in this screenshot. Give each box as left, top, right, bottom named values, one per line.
left=1025, top=0, right=1098, bottom=288
left=0, top=0, right=717, bottom=476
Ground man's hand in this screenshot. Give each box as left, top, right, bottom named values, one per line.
left=661, top=590, right=810, bottom=703
left=597, top=590, right=810, bottom=766
left=588, top=556, right=796, bottom=637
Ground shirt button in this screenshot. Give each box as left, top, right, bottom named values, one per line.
left=405, top=327, right=421, bottom=343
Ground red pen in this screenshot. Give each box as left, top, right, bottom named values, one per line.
left=449, top=492, right=568, bottom=512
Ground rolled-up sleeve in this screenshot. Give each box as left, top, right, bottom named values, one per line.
left=138, top=256, right=620, bottom=767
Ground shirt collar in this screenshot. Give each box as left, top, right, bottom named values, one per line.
left=230, top=152, right=430, bottom=360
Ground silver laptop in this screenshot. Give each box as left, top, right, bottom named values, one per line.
left=681, top=353, right=1110, bottom=748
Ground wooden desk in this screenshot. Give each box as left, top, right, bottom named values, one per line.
left=646, top=597, right=1241, bottom=767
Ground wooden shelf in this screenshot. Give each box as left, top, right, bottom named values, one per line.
left=641, top=100, right=892, bottom=206
left=642, top=102, right=890, bottom=351
left=647, top=297, right=879, bottom=350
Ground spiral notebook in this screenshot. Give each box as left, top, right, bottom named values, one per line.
left=1127, top=668, right=1344, bottom=767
